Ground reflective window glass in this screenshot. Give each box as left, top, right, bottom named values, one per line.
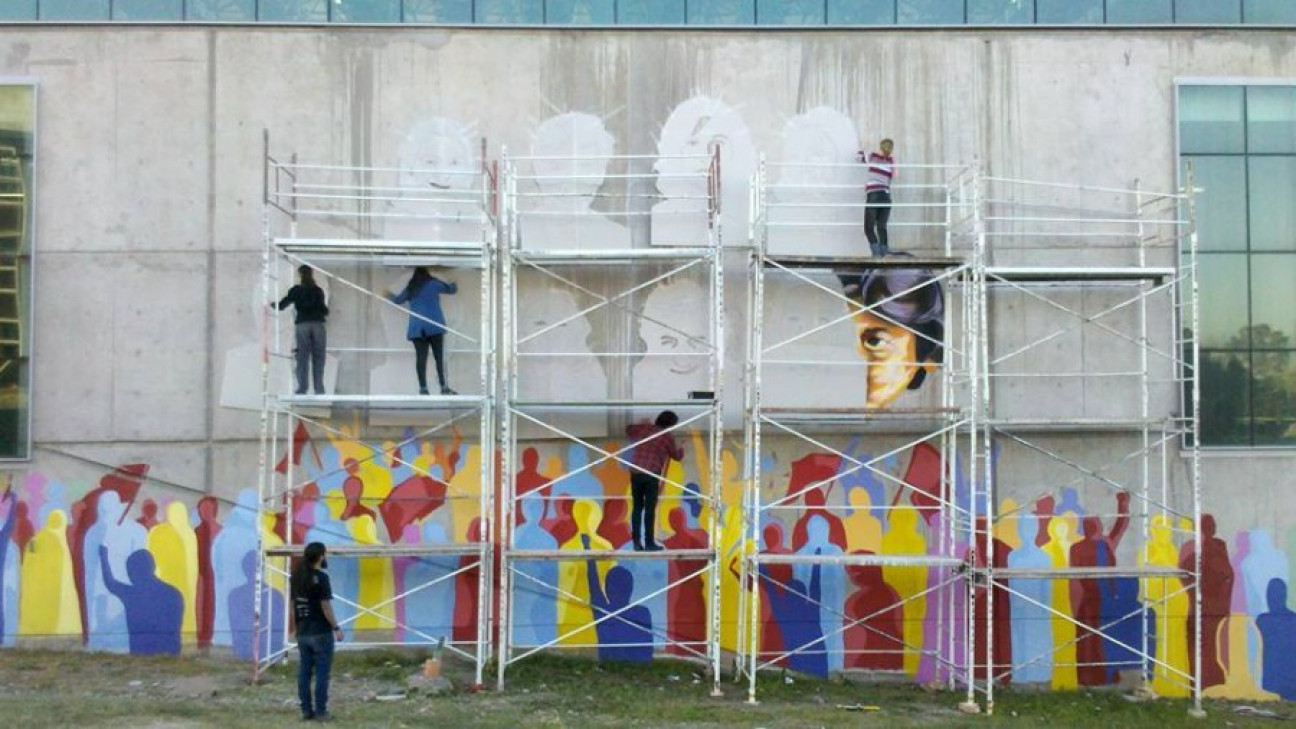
left=0, top=85, right=33, bottom=459
left=1251, top=254, right=1296, bottom=347
left=1183, top=155, right=1247, bottom=252
left=1251, top=351, right=1296, bottom=445
left=333, top=0, right=400, bottom=22
left=1248, top=156, right=1296, bottom=251
left=475, top=0, right=543, bottom=22
left=968, top=0, right=1033, bottom=24
left=547, top=0, right=615, bottom=23
left=113, top=0, right=183, bottom=19
left=1196, top=254, right=1250, bottom=348
left=828, top=0, right=894, bottom=23
left=757, top=0, right=824, bottom=24
left=1247, top=86, right=1296, bottom=153
left=403, top=0, right=473, bottom=22
left=1106, top=0, right=1173, bottom=23
left=897, top=0, right=963, bottom=24
left=1174, top=0, right=1241, bottom=23
left=688, top=0, right=757, bottom=24
left=0, top=1, right=36, bottom=20
left=186, top=0, right=257, bottom=20
left=1036, top=0, right=1102, bottom=23
left=1198, top=351, right=1251, bottom=446
left=1179, top=85, right=1245, bottom=154
left=619, top=0, right=686, bottom=23
left=258, top=0, right=328, bottom=21
left=39, top=0, right=110, bottom=19
left=1244, top=0, right=1296, bottom=23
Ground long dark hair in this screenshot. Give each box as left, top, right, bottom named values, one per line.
left=290, top=541, right=327, bottom=596
left=298, top=265, right=320, bottom=291
left=403, top=266, right=432, bottom=299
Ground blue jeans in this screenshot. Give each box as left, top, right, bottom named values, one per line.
left=297, top=632, right=335, bottom=717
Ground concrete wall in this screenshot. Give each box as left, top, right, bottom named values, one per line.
left=0, top=25, right=1294, bottom=688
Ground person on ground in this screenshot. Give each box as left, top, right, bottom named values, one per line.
left=386, top=266, right=458, bottom=395
left=277, top=265, right=329, bottom=396
left=859, top=138, right=895, bottom=259
left=290, top=542, right=344, bottom=722
left=625, top=411, right=684, bottom=552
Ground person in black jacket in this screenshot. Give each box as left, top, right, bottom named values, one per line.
left=277, top=265, right=329, bottom=395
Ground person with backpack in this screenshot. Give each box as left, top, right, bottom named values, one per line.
left=277, top=265, right=329, bottom=396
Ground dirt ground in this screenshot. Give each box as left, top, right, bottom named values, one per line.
left=0, top=648, right=1290, bottom=728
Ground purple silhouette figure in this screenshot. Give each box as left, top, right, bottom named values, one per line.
left=583, top=534, right=653, bottom=662
left=98, top=545, right=183, bottom=656
left=760, top=557, right=828, bottom=677
left=230, top=551, right=286, bottom=661
left=1257, top=578, right=1296, bottom=700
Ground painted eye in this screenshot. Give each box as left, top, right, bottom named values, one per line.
left=860, top=328, right=887, bottom=349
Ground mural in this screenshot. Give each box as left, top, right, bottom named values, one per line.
left=1, top=432, right=1292, bottom=702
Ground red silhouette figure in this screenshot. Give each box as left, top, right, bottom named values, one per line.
left=135, top=499, right=160, bottom=530
left=274, top=420, right=316, bottom=475
left=516, top=448, right=552, bottom=501
left=379, top=473, right=447, bottom=542
left=453, top=518, right=484, bottom=644
left=12, top=501, right=34, bottom=553
left=540, top=495, right=578, bottom=547
left=662, top=507, right=708, bottom=656
left=194, top=496, right=222, bottom=649
left=597, top=497, right=632, bottom=549
left=758, top=522, right=793, bottom=665
left=901, top=441, right=944, bottom=524
left=791, top=489, right=848, bottom=552
left=783, top=453, right=840, bottom=507
left=339, top=459, right=376, bottom=522
left=1033, top=495, right=1056, bottom=548
left=970, top=518, right=1013, bottom=683
left=1179, top=513, right=1233, bottom=689
left=1068, top=491, right=1131, bottom=686
left=272, top=482, right=319, bottom=545
left=843, top=553, right=904, bottom=670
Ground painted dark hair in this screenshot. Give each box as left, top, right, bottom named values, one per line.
left=290, top=541, right=327, bottom=596
left=851, top=260, right=944, bottom=390
left=655, top=410, right=679, bottom=429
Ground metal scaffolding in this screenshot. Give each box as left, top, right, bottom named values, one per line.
left=741, top=159, right=1201, bottom=714
left=254, top=131, right=499, bottom=686
left=495, top=147, right=725, bottom=693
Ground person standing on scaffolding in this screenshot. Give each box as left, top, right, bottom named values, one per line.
left=386, top=266, right=458, bottom=395
left=277, top=265, right=329, bottom=396
left=626, top=411, right=684, bottom=552
left=860, top=138, right=896, bottom=258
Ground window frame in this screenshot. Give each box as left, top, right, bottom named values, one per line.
left=0, top=78, right=36, bottom=462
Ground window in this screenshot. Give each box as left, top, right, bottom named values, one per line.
left=827, top=0, right=894, bottom=24
left=1180, top=83, right=1296, bottom=446
left=689, top=0, right=756, bottom=24
left=403, top=0, right=473, bottom=22
left=1036, top=0, right=1102, bottom=23
left=618, top=0, right=685, bottom=23
left=113, top=0, right=184, bottom=20
left=186, top=0, right=257, bottom=20
left=897, top=0, right=963, bottom=25
left=1245, top=0, right=1296, bottom=24
left=39, top=0, right=110, bottom=19
left=0, top=85, right=33, bottom=459
left=968, top=0, right=1033, bottom=24
left=333, top=0, right=401, bottom=22
left=546, top=0, right=615, bottom=24
left=475, top=0, right=542, bottom=23
left=1175, top=0, right=1241, bottom=23
left=0, top=1, right=37, bottom=20
left=757, top=0, right=823, bottom=24
left=1107, top=0, right=1173, bottom=23
left=258, top=0, right=328, bottom=21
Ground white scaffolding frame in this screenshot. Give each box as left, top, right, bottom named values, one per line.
left=495, top=148, right=725, bottom=694
left=254, top=131, right=499, bottom=686
left=741, top=158, right=983, bottom=703
left=972, top=171, right=1202, bottom=716
left=741, top=159, right=1202, bottom=715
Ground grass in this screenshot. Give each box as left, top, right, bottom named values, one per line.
left=0, top=648, right=1289, bottom=727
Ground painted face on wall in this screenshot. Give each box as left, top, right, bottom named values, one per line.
left=852, top=305, right=924, bottom=409
left=847, top=266, right=944, bottom=410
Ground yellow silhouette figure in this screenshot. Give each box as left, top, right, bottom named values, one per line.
left=349, top=514, right=395, bottom=631
left=996, top=498, right=1022, bottom=551
left=20, top=510, right=80, bottom=636
left=843, top=489, right=883, bottom=554
left=261, top=515, right=288, bottom=594
left=1041, top=517, right=1078, bottom=690
left=1204, top=613, right=1279, bottom=701
left=558, top=499, right=612, bottom=647
left=881, top=506, right=927, bottom=674
left=448, top=445, right=484, bottom=540
left=718, top=503, right=746, bottom=652
left=147, top=502, right=199, bottom=640
left=656, top=458, right=687, bottom=538
left=1140, top=514, right=1190, bottom=697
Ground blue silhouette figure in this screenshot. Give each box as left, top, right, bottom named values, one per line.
left=512, top=495, right=558, bottom=647
left=583, top=534, right=653, bottom=662
left=211, top=489, right=260, bottom=647
left=304, top=501, right=358, bottom=628
left=556, top=445, right=602, bottom=499
left=761, top=559, right=828, bottom=677
left=85, top=491, right=147, bottom=652
left=619, top=541, right=667, bottom=648
left=1057, top=487, right=1085, bottom=518
left=1006, top=516, right=1052, bottom=683
left=798, top=516, right=845, bottom=672
left=229, top=551, right=286, bottom=660
left=0, top=491, right=17, bottom=644
left=1257, top=578, right=1296, bottom=700
left=403, top=520, right=457, bottom=645
left=38, top=480, right=69, bottom=527
left=98, top=545, right=183, bottom=656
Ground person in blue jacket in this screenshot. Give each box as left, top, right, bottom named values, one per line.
left=387, top=267, right=458, bottom=395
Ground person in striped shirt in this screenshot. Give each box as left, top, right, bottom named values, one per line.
left=859, top=138, right=896, bottom=257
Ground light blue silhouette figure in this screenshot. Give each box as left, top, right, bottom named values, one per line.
left=403, top=520, right=457, bottom=645
left=1006, top=515, right=1053, bottom=683
left=512, top=495, right=558, bottom=647
left=85, top=491, right=147, bottom=652
left=797, top=515, right=846, bottom=671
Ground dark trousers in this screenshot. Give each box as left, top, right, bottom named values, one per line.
left=294, top=321, right=327, bottom=394
left=297, top=632, right=335, bottom=717
left=412, top=334, right=446, bottom=391
left=864, top=190, right=892, bottom=256
left=630, top=472, right=661, bottom=548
